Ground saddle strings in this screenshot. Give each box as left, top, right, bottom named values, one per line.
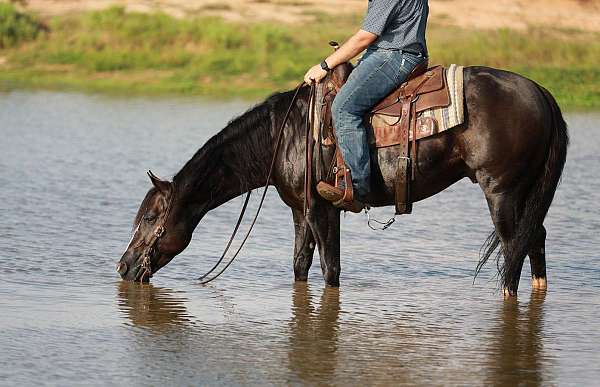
left=198, top=82, right=308, bottom=285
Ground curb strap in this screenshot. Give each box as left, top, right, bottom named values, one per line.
left=366, top=207, right=396, bottom=231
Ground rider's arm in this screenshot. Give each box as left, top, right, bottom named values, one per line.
left=303, top=0, right=397, bottom=85
left=303, top=30, right=376, bottom=84
left=323, top=29, right=378, bottom=69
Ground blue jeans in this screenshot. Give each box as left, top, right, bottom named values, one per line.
left=332, top=48, right=425, bottom=198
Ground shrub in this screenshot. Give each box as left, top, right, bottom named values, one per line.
left=0, top=2, right=43, bottom=48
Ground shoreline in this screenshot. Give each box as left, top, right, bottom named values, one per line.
left=0, top=6, right=599, bottom=109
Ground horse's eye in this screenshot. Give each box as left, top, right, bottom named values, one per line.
left=143, top=214, right=157, bottom=223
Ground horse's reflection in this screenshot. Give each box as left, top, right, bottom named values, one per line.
left=116, top=281, right=193, bottom=331
left=488, top=290, right=548, bottom=386
left=288, top=282, right=341, bottom=384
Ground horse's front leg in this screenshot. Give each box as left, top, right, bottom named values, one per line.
left=292, top=208, right=316, bottom=281
left=306, top=200, right=341, bottom=287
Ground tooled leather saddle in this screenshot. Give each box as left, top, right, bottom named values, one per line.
left=311, top=59, right=451, bottom=215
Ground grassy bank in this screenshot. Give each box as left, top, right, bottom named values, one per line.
left=1, top=5, right=599, bottom=108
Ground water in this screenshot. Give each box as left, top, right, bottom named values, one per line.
left=1, top=91, right=599, bottom=386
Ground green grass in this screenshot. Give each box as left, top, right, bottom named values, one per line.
left=427, top=26, right=600, bottom=109
left=1, top=6, right=599, bottom=109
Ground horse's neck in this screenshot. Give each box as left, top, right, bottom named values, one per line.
left=174, top=107, right=277, bottom=213
left=204, top=137, right=275, bottom=210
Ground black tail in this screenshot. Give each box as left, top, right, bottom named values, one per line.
left=477, top=84, right=569, bottom=291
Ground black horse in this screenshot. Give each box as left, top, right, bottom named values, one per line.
left=116, top=66, right=568, bottom=297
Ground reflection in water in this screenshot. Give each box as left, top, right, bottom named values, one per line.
left=112, top=280, right=552, bottom=385
left=116, top=281, right=193, bottom=330
left=488, top=290, right=549, bottom=387
left=288, top=283, right=341, bottom=385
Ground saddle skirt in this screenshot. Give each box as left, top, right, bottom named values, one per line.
left=311, top=64, right=465, bottom=147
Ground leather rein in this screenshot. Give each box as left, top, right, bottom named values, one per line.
left=197, top=82, right=308, bottom=284
left=136, top=82, right=308, bottom=284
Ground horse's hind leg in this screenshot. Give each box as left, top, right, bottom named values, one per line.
left=528, top=225, right=547, bottom=291
left=292, top=208, right=316, bottom=282
left=482, top=190, right=527, bottom=297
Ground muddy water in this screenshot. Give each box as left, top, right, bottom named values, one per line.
left=1, top=91, right=599, bottom=386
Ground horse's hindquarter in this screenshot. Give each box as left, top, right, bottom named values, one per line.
left=455, top=67, right=550, bottom=193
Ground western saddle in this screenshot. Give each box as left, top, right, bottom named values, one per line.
left=312, top=56, right=451, bottom=215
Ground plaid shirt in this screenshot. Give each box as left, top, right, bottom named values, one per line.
left=362, top=0, right=429, bottom=55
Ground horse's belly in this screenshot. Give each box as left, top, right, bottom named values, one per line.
left=369, top=130, right=469, bottom=207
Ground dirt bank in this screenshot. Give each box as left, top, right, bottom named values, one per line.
left=23, top=0, right=600, bottom=32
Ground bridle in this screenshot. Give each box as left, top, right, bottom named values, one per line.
left=136, top=184, right=176, bottom=283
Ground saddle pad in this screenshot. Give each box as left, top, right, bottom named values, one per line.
left=419, top=64, right=465, bottom=136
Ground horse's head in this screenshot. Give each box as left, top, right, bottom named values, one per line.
left=116, top=171, right=194, bottom=282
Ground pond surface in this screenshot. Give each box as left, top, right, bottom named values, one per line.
left=1, top=91, right=599, bottom=386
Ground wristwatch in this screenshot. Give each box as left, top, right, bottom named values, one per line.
left=320, top=60, right=331, bottom=72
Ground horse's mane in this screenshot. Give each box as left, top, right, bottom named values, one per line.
left=172, top=89, right=302, bottom=196
left=132, top=89, right=303, bottom=226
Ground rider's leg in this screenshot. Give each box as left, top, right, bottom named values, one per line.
left=331, top=49, right=425, bottom=200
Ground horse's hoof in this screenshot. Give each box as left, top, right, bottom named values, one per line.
left=531, top=276, right=547, bottom=290
left=503, top=288, right=517, bottom=299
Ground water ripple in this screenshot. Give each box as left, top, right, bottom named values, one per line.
left=0, top=92, right=599, bottom=385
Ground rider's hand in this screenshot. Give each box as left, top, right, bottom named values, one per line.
left=303, top=64, right=328, bottom=85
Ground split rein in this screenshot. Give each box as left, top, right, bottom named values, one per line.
left=196, top=82, right=309, bottom=285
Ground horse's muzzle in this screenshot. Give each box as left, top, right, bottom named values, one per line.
left=116, top=261, right=128, bottom=276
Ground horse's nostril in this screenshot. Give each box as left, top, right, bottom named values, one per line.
left=116, top=262, right=128, bottom=276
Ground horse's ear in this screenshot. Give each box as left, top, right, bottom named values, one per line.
left=147, top=170, right=171, bottom=193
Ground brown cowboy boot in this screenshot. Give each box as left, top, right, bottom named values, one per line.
left=316, top=181, right=365, bottom=213
left=316, top=181, right=344, bottom=202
